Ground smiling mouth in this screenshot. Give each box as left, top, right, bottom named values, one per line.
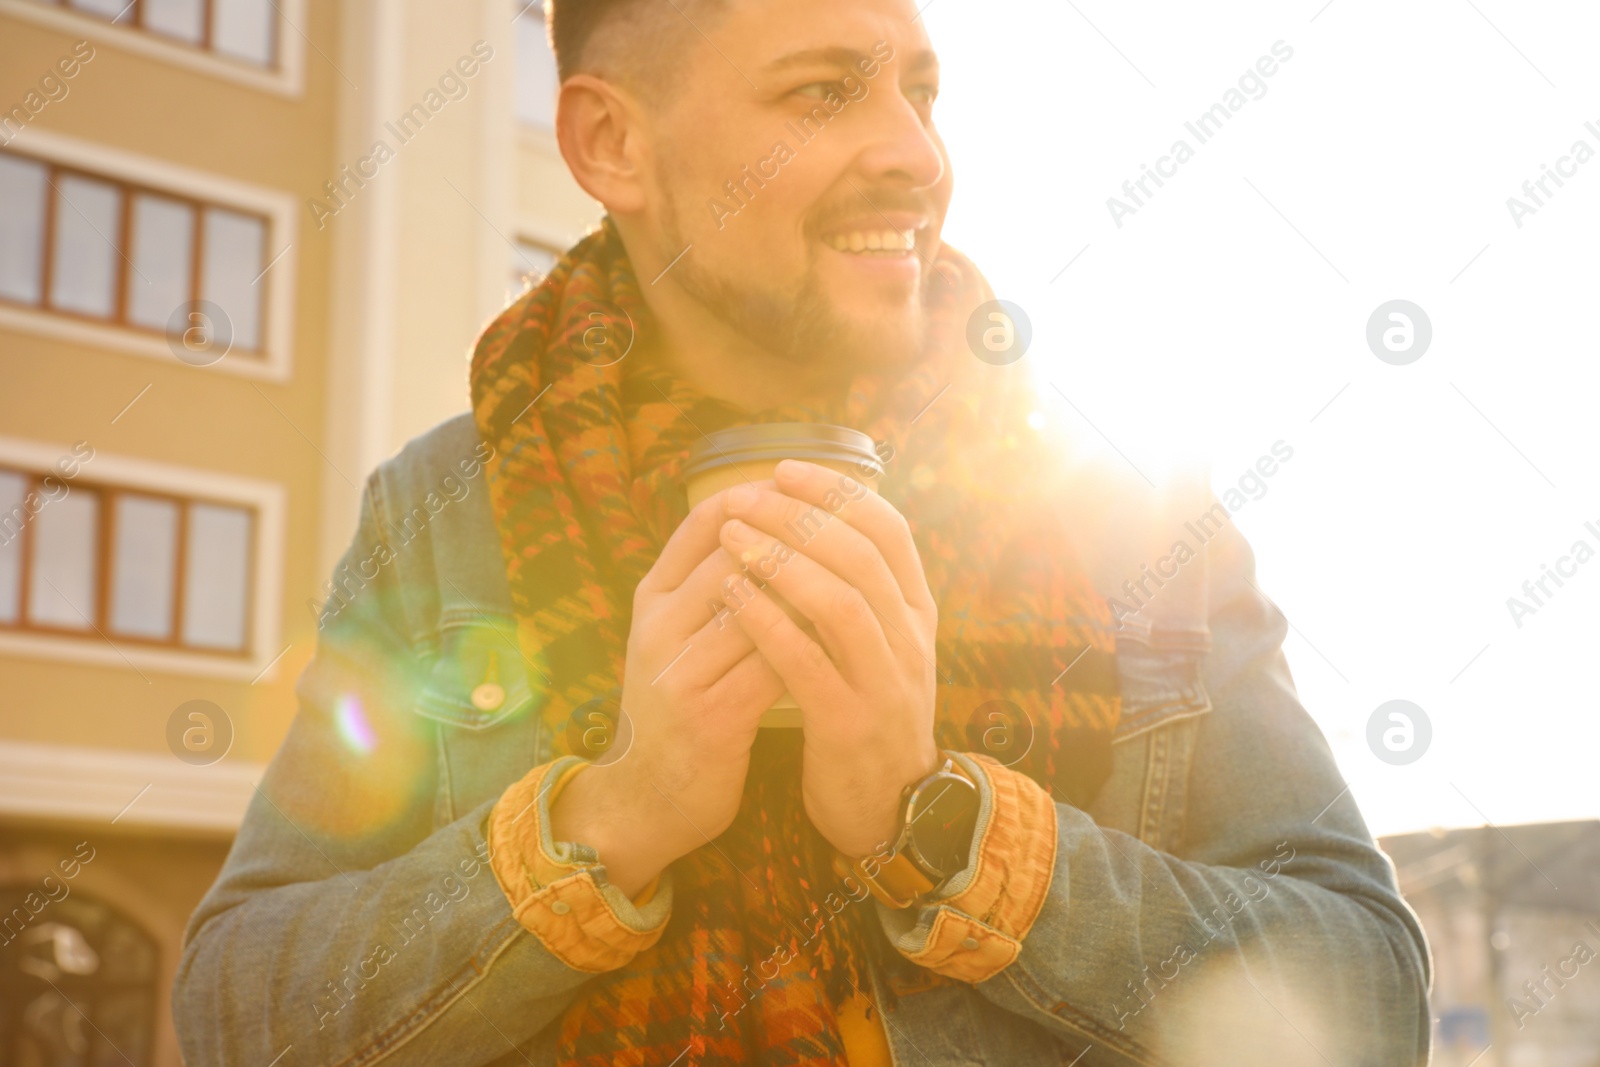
left=824, top=228, right=918, bottom=255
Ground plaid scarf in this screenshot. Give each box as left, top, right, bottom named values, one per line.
left=469, top=219, right=1120, bottom=1066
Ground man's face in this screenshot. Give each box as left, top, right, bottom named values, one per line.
left=643, top=0, right=951, bottom=373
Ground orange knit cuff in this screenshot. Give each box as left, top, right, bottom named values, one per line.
left=488, top=757, right=672, bottom=974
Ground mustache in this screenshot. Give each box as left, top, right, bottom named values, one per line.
left=808, top=189, right=935, bottom=232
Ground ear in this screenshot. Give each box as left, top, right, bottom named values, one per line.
left=556, top=74, right=649, bottom=214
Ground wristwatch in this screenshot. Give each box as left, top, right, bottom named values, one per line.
left=832, top=756, right=981, bottom=909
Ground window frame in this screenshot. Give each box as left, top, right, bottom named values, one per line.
left=0, top=128, right=297, bottom=382
left=0, top=0, right=308, bottom=97
left=3, top=155, right=272, bottom=350
left=0, top=436, right=286, bottom=682
left=4, top=474, right=254, bottom=653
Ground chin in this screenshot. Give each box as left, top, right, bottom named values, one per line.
left=829, top=314, right=925, bottom=372
left=777, top=290, right=922, bottom=371
left=671, top=248, right=931, bottom=372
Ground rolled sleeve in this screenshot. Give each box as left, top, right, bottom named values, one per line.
left=878, top=751, right=1058, bottom=984
left=488, top=756, right=672, bottom=974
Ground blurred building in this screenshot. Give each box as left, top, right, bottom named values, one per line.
left=0, top=1, right=597, bottom=1062
left=1383, top=821, right=1600, bottom=1067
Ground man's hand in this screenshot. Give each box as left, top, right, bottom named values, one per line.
left=550, top=488, right=784, bottom=896
left=718, top=459, right=941, bottom=859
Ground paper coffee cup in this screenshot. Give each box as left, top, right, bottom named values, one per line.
left=684, top=424, right=883, bottom=727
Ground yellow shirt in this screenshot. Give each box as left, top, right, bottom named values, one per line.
left=837, top=993, right=894, bottom=1065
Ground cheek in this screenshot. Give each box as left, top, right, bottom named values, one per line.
left=684, top=167, right=825, bottom=282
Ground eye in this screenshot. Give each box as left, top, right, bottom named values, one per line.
left=794, top=81, right=847, bottom=101
left=906, top=82, right=939, bottom=107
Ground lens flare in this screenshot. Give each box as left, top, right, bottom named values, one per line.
left=335, top=694, right=376, bottom=754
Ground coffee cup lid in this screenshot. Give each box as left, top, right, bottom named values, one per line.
left=683, top=422, right=883, bottom=480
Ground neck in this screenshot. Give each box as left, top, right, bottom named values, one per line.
left=618, top=226, right=844, bottom=413
left=652, top=305, right=844, bottom=413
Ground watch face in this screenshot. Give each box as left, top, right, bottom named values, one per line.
left=905, top=772, right=981, bottom=880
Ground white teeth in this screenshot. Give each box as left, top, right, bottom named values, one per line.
left=827, top=229, right=917, bottom=254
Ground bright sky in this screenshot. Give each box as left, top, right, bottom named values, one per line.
left=925, top=0, right=1600, bottom=836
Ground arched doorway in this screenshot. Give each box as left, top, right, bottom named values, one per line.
left=0, top=886, right=158, bottom=1066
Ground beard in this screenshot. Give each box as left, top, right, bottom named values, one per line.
left=658, top=187, right=932, bottom=375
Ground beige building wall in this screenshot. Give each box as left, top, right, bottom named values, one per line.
left=0, top=2, right=596, bottom=1063
left=0, top=2, right=338, bottom=766
left=1, top=8, right=341, bottom=1064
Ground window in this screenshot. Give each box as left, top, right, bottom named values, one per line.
left=0, top=149, right=271, bottom=358
left=508, top=236, right=560, bottom=302
left=514, top=1, right=558, bottom=131
left=0, top=466, right=257, bottom=656
left=30, top=0, right=278, bottom=68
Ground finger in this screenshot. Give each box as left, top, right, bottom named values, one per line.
left=722, top=569, right=844, bottom=709
left=640, top=549, right=765, bottom=689
left=643, top=623, right=757, bottom=698
left=723, top=485, right=907, bottom=618
left=699, top=646, right=785, bottom=721
left=771, top=460, right=934, bottom=611
left=720, top=519, right=891, bottom=680
left=669, top=545, right=746, bottom=625
left=641, top=480, right=777, bottom=594
left=670, top=591, right=765, bottom=684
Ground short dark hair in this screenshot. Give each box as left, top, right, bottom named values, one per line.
left=546, top=0, right=623, bottom=83
left=544, top=0, right=720, bottom=86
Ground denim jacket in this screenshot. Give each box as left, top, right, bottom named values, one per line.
left=173, top=414, right=1432, bottom=1066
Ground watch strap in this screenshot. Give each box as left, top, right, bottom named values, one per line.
left=832, top=848, right=936, bottom=910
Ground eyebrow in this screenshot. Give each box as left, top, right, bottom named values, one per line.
left=763, top=46, right=940, bottom=74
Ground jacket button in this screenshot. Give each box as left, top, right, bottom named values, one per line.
left=959, top=936, right=980, bottom=950
left=550, top=900, right=572, bottom=915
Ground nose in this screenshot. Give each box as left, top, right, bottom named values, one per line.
left=854, top=89, right=945, bottom=192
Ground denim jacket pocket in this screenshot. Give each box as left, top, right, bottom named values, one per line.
left=1112, top=630, right=1213, bottom=743
left=416, top=610, right=541, bottom=730
left=414, top=610, right=545, bottom=824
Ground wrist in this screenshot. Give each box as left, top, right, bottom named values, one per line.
left=549, top=763, right=675, bottom=898
left=820, top=742, right=941, bottom=860
left=871, top=741, right=943, bottom=851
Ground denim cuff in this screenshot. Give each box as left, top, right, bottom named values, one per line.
left=488, top=755, right=673, bottom=974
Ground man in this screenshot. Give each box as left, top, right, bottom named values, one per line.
left=174, top=0, right=1431, bottom=1064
